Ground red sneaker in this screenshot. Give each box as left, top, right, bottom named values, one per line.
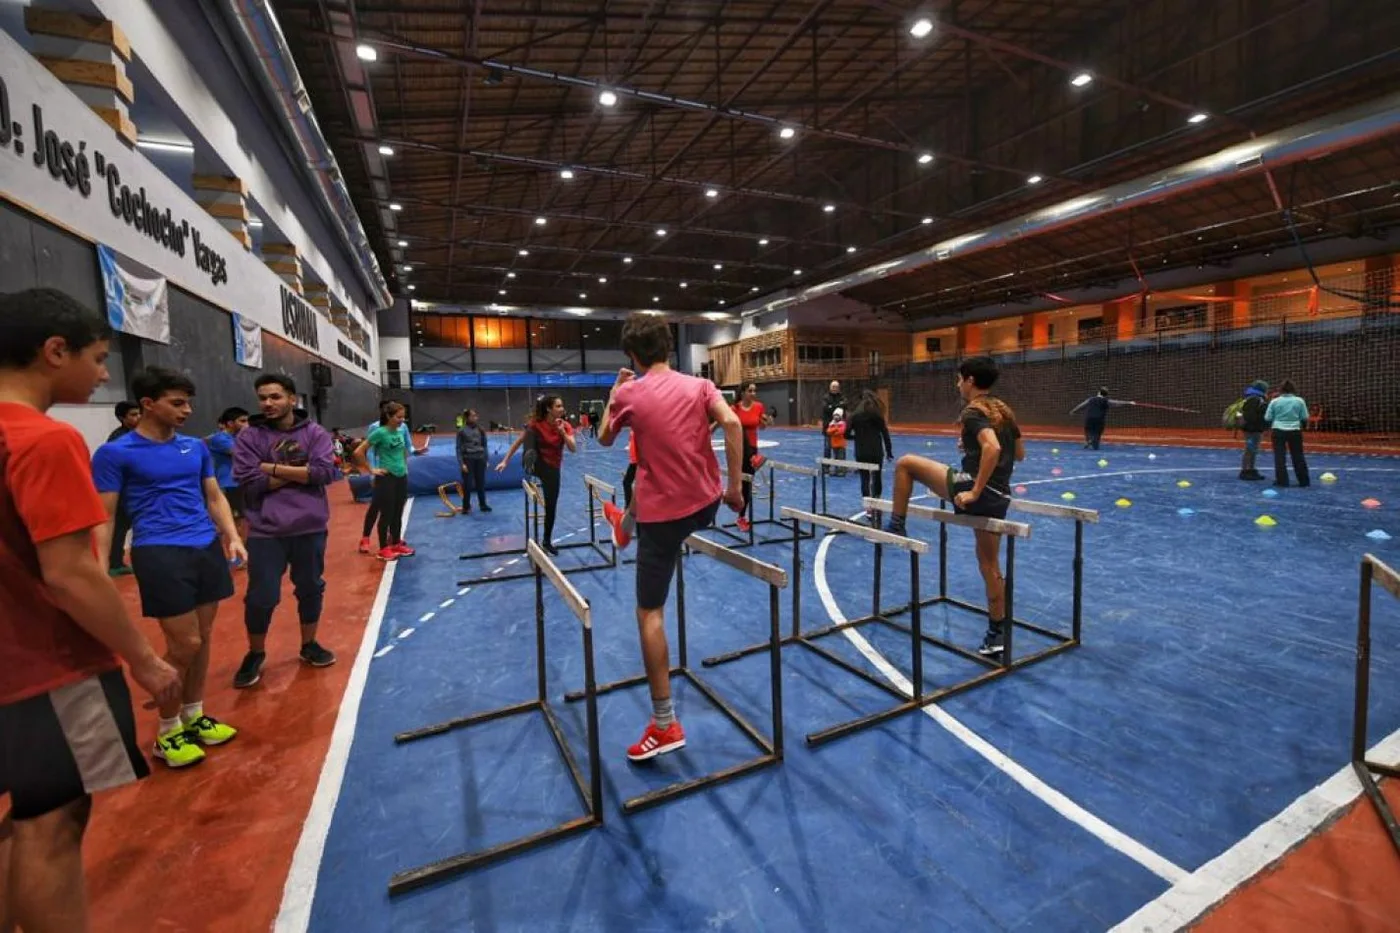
left=393, top=542, right=416, bottom=557
left=376, top=546, right=400, bottom=561
left=736, top=516, right=752, bottom=533
left=750, top=453, right=767, bottom=471
left=603, top=501, right=632, bottom=549
left=627, top=720, right=686, bottom=762
left=358, top=536, right=373, bottom=554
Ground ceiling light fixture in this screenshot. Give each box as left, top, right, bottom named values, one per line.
left=793, top=268, right=802, bottom=275
left=518, top=249, right=529, bottom=256
left=1027, top=175, right=1043, bottom=185
left=598, top=277, right=607, bottom=283
left=822, top=204, right=835, bottom=213
left=355, top=43, right=377, bottom=62
left=713, top=263, right=722, bottom=270
left=499, top=289, right=506, bottom=295
left=506, top=272, right=516, bottom=278
left=1070, top=72, right=1093, bottom=88
left=655, top=228, right=667, bottom=237
left=559, top=169, right=574, bottom=180
left=396, top=240, right=407, bottom=247
left=378, top=144, right=395, bottom=156
left=917, top=152, right=934, bottom=165
left=407, top=284, right=416, bottom=291
left=389, top=202, right=402, bottom=211
left=909, top=18, right=934, bottom=38
left=921, top=216, right=934, bottom=224
left=680, top=282, right=688, bottom=288
left=598, top=89, right=618, bottom=107
left=846, top=246, right=856, bottom=253
left=579, top=293, right=587, bottom=300
left=779, top=126, right=796, bottom=140
left=534, top=216, right=547, bottom=225
left=1188, top=112, right=1209, bottom=124
left=750, top=286, right=759, bottom=292
left=623, top=256, right=634, bottom=263
left=758, top=238, right=769, bottom=246
left=705, top=188, right=718, bottom=198
left=652, top=296, right=660, bottom=303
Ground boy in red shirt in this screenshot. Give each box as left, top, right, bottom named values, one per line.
left=0, top=288, right=179, bottom=932
left=599, top=314, right=745, bottom=761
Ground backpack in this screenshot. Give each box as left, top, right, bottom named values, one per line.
left=1222, top=398, right=1245, bottom=429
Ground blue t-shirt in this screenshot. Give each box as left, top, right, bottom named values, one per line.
left=364, top=421, right=412, bottom=469
left=205, top=430, right=237, bottom=489
left=92, top=431, right=218, bottom=548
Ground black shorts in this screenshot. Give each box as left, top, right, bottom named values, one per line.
left=946, top=468, right=1011, bottom=520
left=130, top=539, right=235, bottom=618
left=0, top=669, right=148, bottom=820
left=635, top=499, right=721, bottom=610
left=222, top=485, right=245, bottom=519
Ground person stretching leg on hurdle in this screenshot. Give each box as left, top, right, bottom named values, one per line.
left=886, top=356, right=1025, bottom=658
left=602, top=430, right=640, bottom=549
left=598, top=313, right=745, bottom=761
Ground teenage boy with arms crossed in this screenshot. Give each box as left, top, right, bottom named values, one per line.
left=230, top=374, right=338, bottom=689
left=597, top=313, right=745, bottom=761
left=0, top=288, right=179, bottom=933
left=93, top=367, right=246, bottom=768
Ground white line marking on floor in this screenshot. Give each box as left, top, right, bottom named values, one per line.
left=371, top=645, right=394, bottom=659
left=1020, top=465, right=1400, bottom=487
left=439, top=597, right=455, bottom=608
left=397, top=627, right=415, bottom=640
left=458, top=587, right=471, bottom=596
left=812, top=513, right=1189, bottom=886
left=1109, top=728, right=1400, bottom=932
left=491, top=566, right=505, bottom=575
left=418, top=612, right=435, bottom=623
left=276, top=497, right=415, bottom=933
left=505, top=559, right=520, bottom=566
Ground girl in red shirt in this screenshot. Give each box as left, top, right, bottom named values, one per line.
left=496, top=395, right=576, bottom=554
left=731, top=382, right=771, bottom=532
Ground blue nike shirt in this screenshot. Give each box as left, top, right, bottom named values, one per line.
left=92, top=431, right=218, bottom=548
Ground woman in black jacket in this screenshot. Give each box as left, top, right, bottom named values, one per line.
left=845, top=390, right=894, bottom=525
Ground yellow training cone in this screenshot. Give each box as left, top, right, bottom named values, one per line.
left=1051, top=448, right=1060, bottom=454
left=1115, top=498, right=1132, bottom=508
left=1098, top=459, right=1109, bottom=467
left=1176, top=480, right=1192, bottom=488
left=1255, top=515, right=1277, bottom=527
left=1061, top=492, right=1077, bottom=501
left=1320, top=472, right=1338, bottom=483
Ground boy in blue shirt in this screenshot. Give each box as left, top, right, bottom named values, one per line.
left=93, top=367, right=246, bottom=769
left=206, top=406, right=249, bottom=543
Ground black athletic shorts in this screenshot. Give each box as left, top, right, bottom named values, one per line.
left=635, top=498, right=721, bottom=610
left=222, top=485, right=245, bottom=519
left=130, top=539, right=235, bottom=618
left=946, top=468, right=1011, bottom=520
left=0, top=669, right=148, bottom=820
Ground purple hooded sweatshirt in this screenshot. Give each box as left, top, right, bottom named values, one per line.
left=232, top=410, right=336, bottom=538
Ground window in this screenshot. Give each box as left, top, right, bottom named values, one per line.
left=1077, top=317, right=1104, bottom=339
left=582, top=320, right=622, bottom=349
left=924, top=336, right=943, bottom=355
left=745, top=347, right=782, bottom=369
left=532, top=319, right=582, bottom=350
left=385, top=359, right=401, bottom=389
left=796, top=344, right=846, bottom=363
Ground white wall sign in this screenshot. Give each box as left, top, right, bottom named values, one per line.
left=0, top=31, right=377, bottom=383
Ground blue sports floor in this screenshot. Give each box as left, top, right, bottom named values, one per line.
left=300, top=429, right=1400, bottom=932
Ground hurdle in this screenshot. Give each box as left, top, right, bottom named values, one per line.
left=388, top=540, right=603, bottom=895
left=710, top=458, right=820, bottom=549
left=563, top=534, right=786, bottom=814
left=816, top=457, right=883, bottom=521
left=861, top=495, right=1096, bottom=667
left=458, top=474, right=618, bottom=586
left=1353, top=553, right=1400, bottom=858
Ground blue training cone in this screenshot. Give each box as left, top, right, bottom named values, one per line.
left=1177, top=507, right=1196, bottom=517
left=1262, top=488, right=1279, bottom=498
left=1366, top=529, right=1392, bottom=541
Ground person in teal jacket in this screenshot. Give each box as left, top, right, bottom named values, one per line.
left=1264, top=380, right=1310, bottom=487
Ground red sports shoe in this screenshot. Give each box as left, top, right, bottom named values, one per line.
left=393, top=542, right=416, bottom=557
left=376, top=546, right=399, bottom=561
left=736, top=516, right=752, bottom=533
left=627, top=720, right=686, bottom=762
left=358, top=536, right=373, bottom=554
left=603, top=501, right=632, bottom=549
left=750, top=453, right=767, bottom=471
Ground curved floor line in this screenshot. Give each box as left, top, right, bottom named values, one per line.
left=1020, top=465, right=1400, bottom=487
left=811, top=517, right=1190, bottom=886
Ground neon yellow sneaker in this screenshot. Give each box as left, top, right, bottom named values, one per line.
left=154, top=725, right=206, bottom=768
left=183, top=714, right=238, bottom=746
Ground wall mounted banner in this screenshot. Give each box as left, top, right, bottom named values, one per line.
left=97, top=243, right=170, bottom=344
left=232, top=312, right=263, bottom=368
left=0, top=31, right=376, bottom=383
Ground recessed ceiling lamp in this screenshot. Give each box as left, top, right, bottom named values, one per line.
left=1070, top=72, right=1093, bottom=88
left=655, top=228, right=667, bottom=237
left=1188, top=112, right=1209, bottom=124
left=598, top=276, right=607, bottom=284
left=652, top=296, right=660, bottom=303
left=598, top=90, right=618, bottom=107
left=559, top=169, right=574, bottom=179
left=378, top=144, right=395, bottom=156
left=822, top=204, right=835, bottom=213
left=506, top=272, right=516, bottom=278
left=518, top=249, right=529, bottom=256
left=713, top=263, right=722, bottom=270
left=389, top=202, right=402, bottom=211
left=579, top=293, right=587, bottom=300
left=917, top=152, right=933, bottom=165
left=396, top=240, right=407, bottom=247
left=705, top=188, right=719, bottom=198
left=909, top=18, right=934, bottom=38
left=355, top=44, right=377, bottom=62
left=921, top=216, right=934, bottom=224
left=534, top=216, right=547, bottom=226
left=498, top=289, right=506, bottom=295
left=623, top=256, right=634, bottom=263
left=758, top=238, right=769, bottom=245
left=779, top=126, right=796, bottom=140
left=407, top=284, right=416, bottom=291
left=793, top=268, right=802, bottom=275
left=1027, top=175, right=1043, bottom=185
left=846, top=246, right=856, bottom=253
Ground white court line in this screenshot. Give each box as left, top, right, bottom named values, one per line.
left=812, top=515, right=1189, bottom=885
left=1021, top=465, right=1400, bottom=487
left=418, top=612, right=435, bottom=623
left=439, top=598, right=455, bottom=608
left=1109, top=729, right=1400, bottom=932
left=458, top=587, right=471, bottom=596
left=397, top=627, right=416, bottom=640
left=371, top=645, right=394, bottom=659
left=276, top=496, right=414, bottom=933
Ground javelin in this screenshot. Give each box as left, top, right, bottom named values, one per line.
left=1129, top=401, right=1200, bottom=414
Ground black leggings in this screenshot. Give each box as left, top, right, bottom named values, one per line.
left=460, top=459, right=488, bottom=509
left=858, top=461, right=884, bottom=501
left=741, top=438, right=758, bottom=518
left=622, top=462, right=637, bottom=509
left=1271, top=429, right=1310, bottom=486
left=536, top=463, right=561, bottom=545
left=371, top=474, right=409, bottom=548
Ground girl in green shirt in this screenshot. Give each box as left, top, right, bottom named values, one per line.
left=355, top=402, right=413, bottom=559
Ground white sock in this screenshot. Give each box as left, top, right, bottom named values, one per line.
left=158, top=715, right=182, bottom=736
left=180, top=701, right=203, bottom=723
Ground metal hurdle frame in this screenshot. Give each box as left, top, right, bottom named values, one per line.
left=817, top=457, right=884, bottom=521
left=563, top=534, right=787, bottom=814
left=388, top=540, right=603, bottom=896
left=458, top=474, right=619, bottom=586
left=710, top=458, right=820, bottom=549
left=1353, top=553, right=1400, bottom=858
left=859, top=495, right=1098, bottom=671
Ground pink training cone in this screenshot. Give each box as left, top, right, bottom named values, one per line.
left=1014, top=485, right=1028, bottom=494
left=1361, top=498, right=1382, bottom=509
left=1051, top=467, right=1063, bottom=476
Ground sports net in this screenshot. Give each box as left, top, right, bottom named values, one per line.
left=793, top=264, right=1400, bottom=452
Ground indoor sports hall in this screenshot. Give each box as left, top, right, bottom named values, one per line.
left=1, top=2, right=1399, bottom=933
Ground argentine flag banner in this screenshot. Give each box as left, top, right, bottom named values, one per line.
left=97, top=243, right=171, bottom=345
left=232, top=312, right=264, bottom=368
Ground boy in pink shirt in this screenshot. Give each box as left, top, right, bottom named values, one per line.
left=599, top=313, right=744, bottom=761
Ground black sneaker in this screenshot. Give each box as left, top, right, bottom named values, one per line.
left=479, top=504, right=492, bottom=512
left=977, top=629, right=1005, bottom=659
left=543, top=542, right=560, bottom=556
left=300, top=641, right=337, bottom=668
left=233, top=650, right=265, bottom=689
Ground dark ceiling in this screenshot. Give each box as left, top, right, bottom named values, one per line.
left=270, top=0, right=1400, bottom=321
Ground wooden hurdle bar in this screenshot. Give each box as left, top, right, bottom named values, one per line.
left=816, top=457, right=883, bottom=521
left=458, top=474, right=618, bottom=586
left=709, top=458, right=821, bottom=550
left=1353, top=553, right=1400, bottom=858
